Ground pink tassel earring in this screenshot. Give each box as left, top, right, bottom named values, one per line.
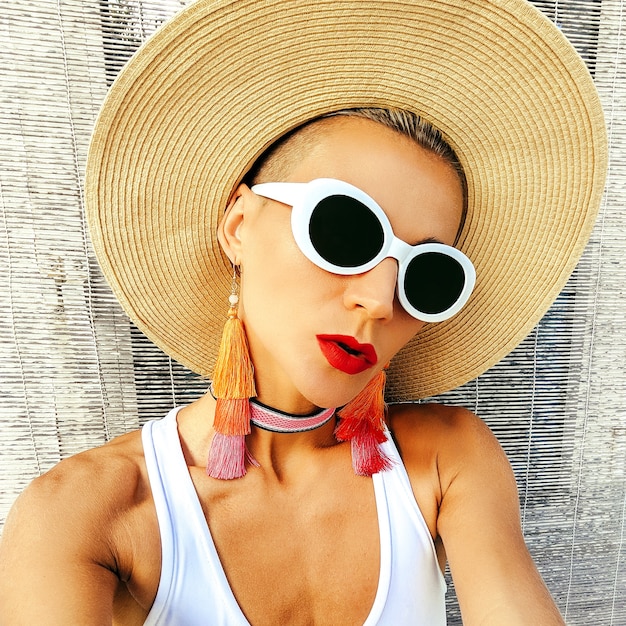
left=335, top=366, right=393, bottom=476
left=206, top=266, right=257, bottom=479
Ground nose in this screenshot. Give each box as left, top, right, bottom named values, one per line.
left=343, top=258, right=398, bottom=321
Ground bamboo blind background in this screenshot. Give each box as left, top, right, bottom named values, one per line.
left=0, top=0, right=624, bottom=623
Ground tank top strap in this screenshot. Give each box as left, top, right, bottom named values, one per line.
left=370, top=428, right=448, bottom=624
left=142, top=408, right=251, bottom=625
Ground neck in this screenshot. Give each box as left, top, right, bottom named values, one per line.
left=209, top=378, right=337, bottom=429
left=246, top=415, right=340, bottom=480
left=244, top=397, right=340, bottom=476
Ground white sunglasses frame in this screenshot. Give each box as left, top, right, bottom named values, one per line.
left=250, top=178, right=475, bottom=322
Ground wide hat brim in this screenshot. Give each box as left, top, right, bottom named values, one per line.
left=86, top=0, right=607, bottom=401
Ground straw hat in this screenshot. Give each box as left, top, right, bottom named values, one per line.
left=85, top=0, right=607, bottom=401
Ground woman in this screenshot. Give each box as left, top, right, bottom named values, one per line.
left=0, top=0, right=606, bottom=624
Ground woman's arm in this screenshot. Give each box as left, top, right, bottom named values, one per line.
left=0, top=454, right=123, bottom=625
left=436, top=407, right=564, bottom=625
left=391, top=404, right=564, bottom=625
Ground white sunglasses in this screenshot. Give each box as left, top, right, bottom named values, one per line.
left=251, top=178, right=475, bottom=322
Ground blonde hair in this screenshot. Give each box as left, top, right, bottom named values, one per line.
left=246, top=107, right=467, bottom=243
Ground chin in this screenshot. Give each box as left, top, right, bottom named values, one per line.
left=298, top=375, right=370, bottom=410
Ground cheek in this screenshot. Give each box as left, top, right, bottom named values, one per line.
left=238, top=217, right=328, bottom=329
left=389, top=313, right=425, bottom=352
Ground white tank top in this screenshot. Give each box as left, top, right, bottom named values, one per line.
left=142, top=407, right=447, bottom=625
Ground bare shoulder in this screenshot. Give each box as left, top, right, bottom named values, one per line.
left=388, top=403, right=564, bottom=625
left=388, top=402, right=515, bottom=518
left=387, top=400, right=483, bottom=437
left=0, top=428, right=150, bottom=623
left=4, top=428, right=150, bottom=564
left=12, top=428, right=146, bottom=527
left=385, top=403, right=494, bottom=543
left=387, top=402, right=499, bottom=475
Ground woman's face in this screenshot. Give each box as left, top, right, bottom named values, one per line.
left=220, top=117, right=464, bottom=412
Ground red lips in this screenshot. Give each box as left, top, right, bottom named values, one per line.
left=316, top=334, right=378, bottom=375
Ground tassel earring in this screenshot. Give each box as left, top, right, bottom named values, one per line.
left=335, top=366, right=392, bottom=476
left=206, top=266, right=257, bottom=479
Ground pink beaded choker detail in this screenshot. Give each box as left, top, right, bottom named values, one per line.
left=250, top=399, right=336, bottom=433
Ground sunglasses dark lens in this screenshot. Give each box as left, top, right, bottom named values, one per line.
left=404, top=252, right=465, bottom=315
left=309, top=195, right=384, bottom=267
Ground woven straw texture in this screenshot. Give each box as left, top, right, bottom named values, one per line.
left=1, top=1, right=624, bottom=624
left=85, top=0, right=606, bottom=400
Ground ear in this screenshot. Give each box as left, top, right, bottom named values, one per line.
left=217, top=184, right=252, bottom=265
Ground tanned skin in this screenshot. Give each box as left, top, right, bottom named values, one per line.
left=0, top=118, right=565, bottom=625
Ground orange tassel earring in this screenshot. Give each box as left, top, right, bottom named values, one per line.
left=206, top=266, right=257, bottom=479
left=335, top=366, right=392, bottom=476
